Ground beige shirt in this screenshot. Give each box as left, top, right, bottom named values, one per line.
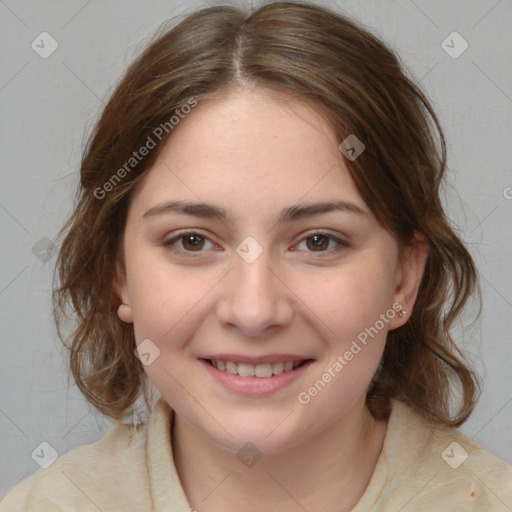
left=1, top=397, right=511, bottom=511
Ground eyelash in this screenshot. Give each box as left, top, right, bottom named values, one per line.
left=161, top=230, right=349, bottom=258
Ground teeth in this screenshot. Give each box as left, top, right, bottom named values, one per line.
left=255, top=364, right=273, bottom=378
left=211, top=359, right=304, bottom=378
left=272, top=362, right=284, bottom=375
left=226, top=361, right=238, bottom=375
left=238, top=363, right=255, bottom=377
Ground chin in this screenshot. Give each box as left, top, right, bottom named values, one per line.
left=214, top=429, right=301, bottom=456
left=201, top=408, right=312, bottom=456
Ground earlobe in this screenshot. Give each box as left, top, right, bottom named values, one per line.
left=117, top=303, right=134, bottom=323
left=388, top=233, right=429, bottom=330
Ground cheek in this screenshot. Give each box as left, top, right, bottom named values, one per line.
left=293, top=253, right=396, bottom=391
left=300, top=256, right=397, bottom=338
left=129, top=267, right=205, bottom=342
left=124, top=243, right=192, bottom=341
left=126, top=259, right=212, bottom=395
left=293, top=265, right=394, bottom=418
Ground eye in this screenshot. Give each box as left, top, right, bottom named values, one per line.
left=162, top=230, right=349, bottom=258
left=162, top=231, right=219, bottom=255
left=294, top=231, right=348, bottom=255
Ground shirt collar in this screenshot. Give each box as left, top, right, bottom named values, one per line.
left=147, top=397, right=191, bottom=511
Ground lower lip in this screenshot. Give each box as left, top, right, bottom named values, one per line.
left=200, top=359, right=314, bottom=396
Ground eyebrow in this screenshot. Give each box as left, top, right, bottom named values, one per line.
left=142, top=199, right=367, bottom=224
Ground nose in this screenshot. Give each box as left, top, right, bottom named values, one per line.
left=215, top=247, right=294, bottom=338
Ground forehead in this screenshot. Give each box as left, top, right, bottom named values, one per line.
left=129, top=88, right=365, bottom=218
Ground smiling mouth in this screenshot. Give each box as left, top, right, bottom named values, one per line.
left=203, top=359, right=312, bottom=378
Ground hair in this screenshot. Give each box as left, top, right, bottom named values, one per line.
left=52, top=0, right=480, bottom=427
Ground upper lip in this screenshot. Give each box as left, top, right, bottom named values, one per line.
left=201, top=354, right=313, bottom=365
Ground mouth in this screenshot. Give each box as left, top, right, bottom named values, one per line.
left=200, top=356, right=314, bottom=396
left=202, top=358, right=312, bottom=378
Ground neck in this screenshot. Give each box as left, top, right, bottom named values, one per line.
left=172, top=397, right=388, bottom=512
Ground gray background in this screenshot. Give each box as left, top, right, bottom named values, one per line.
left=1, top=0, right=511, bottom=499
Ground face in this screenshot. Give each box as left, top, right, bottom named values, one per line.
left=115, top=87, right=425, bottom=454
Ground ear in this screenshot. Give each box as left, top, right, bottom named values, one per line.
left=388, top=232, right=429, bottom=330
left=113, top=260, right=134, bottom=324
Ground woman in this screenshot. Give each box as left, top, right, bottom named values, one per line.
left=2, top=1, right=511, bottom=510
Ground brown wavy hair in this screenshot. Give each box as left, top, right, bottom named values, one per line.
left=52, top=0, right=480, bottom=427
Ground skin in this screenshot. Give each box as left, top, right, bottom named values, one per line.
left=114, top=86, right=428, bottom=511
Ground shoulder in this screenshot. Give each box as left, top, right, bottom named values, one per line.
left=0, top=423, right=151, bottom=512
left=378, top=400, right=512, bottom=510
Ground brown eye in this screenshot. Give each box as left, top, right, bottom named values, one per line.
left=181, top=234, right=206, bottom=251
left=306, top=234, right=330, bottom=251
left=294, top=231, right=348, bottom=256
left=162, top=232, right=217, bottom=255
